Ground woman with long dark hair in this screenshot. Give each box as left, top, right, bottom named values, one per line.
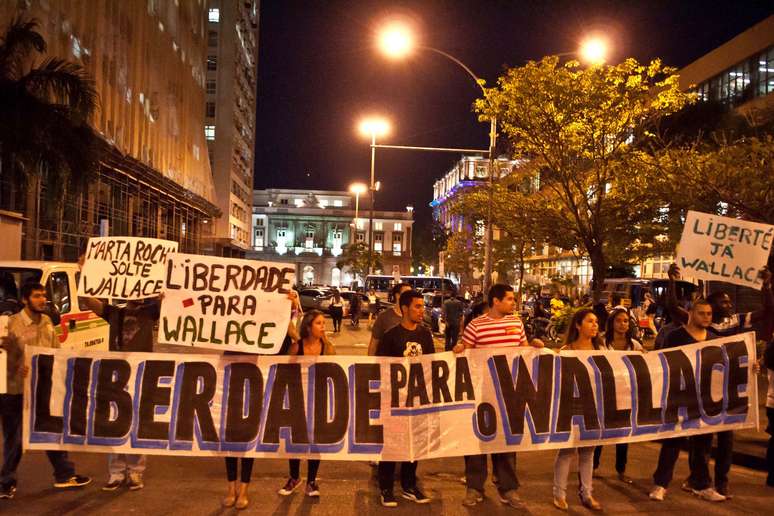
left=329, top=290, right=344, bottom=332
left=552, top=309, right=603, bottom=511
left=278, top=310, right=335, bottom=498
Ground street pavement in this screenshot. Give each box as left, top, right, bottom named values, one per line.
left=4, top=316, right=772, bottom=515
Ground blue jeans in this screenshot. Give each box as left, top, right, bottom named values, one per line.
left=0, top=394, right=75, bottom=486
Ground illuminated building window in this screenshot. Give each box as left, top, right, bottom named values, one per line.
left=205, top=125, right=215, bottom=140
left=208, top=8, right=220, bottom=23
left=333, top=199, right=343, bottom=207
left=374, top=221, right=383, bottom=231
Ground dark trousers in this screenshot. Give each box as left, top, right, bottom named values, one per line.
left=289, top=459, right=320, bottom=482
left=465, top=453, right=519, bottom=493
left=378, top=461, right=418, bottom=491
left=767, top=407, right=774, bottom=486
left=593, top=443, right=628, bottom=473
left=444, top=325, right=460, bottom=351
left=0, top=394, right=75, bottom=486
left=652, top=437, right=686, bottom=488
left=687, top=431, right=734, bottom=491
left=330, top=307, right=343, bottom=331
left=224, top=457, right=254, bottom=483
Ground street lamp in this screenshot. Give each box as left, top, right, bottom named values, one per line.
left=348, top=182, right=367, bottom=224
left=357, top=117, right=390, bottom=276
left=578, top=36, right=608, bottom=64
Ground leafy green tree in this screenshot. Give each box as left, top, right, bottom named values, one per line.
left=476, top=56, right=693, bottom=299
left=336, top=242, right=383, bottom=280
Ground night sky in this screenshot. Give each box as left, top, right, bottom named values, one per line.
left=254, top=1, right=772, bottom=240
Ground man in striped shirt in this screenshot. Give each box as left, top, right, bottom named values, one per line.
left=453, top=284, right=543, bottom=508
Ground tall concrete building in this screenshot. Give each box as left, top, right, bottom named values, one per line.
left=0, top=0, right=220, bottom=260
left=203, top=1, right=259, bottom=257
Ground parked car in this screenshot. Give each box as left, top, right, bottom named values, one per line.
left=422, top=292, right=445, bottom=333
left=298, top=288, right=332, bottom=312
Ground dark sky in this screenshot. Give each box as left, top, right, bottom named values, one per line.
left=254, top=1, right=772, bottom=238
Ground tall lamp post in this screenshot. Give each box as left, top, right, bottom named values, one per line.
left=358, top=118, right=390, bottom=275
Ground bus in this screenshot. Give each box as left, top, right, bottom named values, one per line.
left=364, top=275, right=457, bottom=302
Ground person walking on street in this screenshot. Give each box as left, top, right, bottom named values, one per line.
left=0, top=283, right=91, bottom=499
left=367, top=288, right=379, bottom=329
left=349, top=290, right=362, bottom=328
left=376, top=290, right=434, bottom=507
left=442, top=295, right=464, bottom=351
left=329, top=291, right=344, bottom=332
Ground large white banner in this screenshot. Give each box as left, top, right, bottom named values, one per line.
left=24, top=334, right=757, bottom=460
left=159, top=254, right=295, bottom=354
left=676, top=210, right=773, bottom=289
left=77, top=237, right=178, bottom=299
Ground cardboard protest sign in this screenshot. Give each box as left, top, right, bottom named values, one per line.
left=676, top=210, right=773, bottom=289
left=24, top=334, right=758, bottom=460
left=78, top=237, right=178, bottom=299
left=159, top=254, right=295, bottom=354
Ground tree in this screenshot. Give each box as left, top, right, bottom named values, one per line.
left=476, top=56, right=693, bottom=300
left=336, top=242, right=383, bottom=280
left=0, top=17, right=100, bottom=217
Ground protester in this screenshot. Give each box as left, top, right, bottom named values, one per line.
left=329, top=290, right=344, bottom=332
left=552, top=309, right=603, bottom=511
left=550, top=291, right=565, bottom=317
left=649, top=298, right=726, bottom=502
left=349, top=289, right=362, bottom=328
left=442, top=295, right=464, bottom=351
left=453, top=284, right=543, bottom=509
left=367, top=288, right=379, bottom=328
left=764, top=337, right=774, bottom=488
left=0, top=283, right=91, bottom=499
left=592, top=308, right=644, bottom=483
left=375, top=290, right=433, bottom=507
left=278, top=310, right=335, bottom=498
left=367, top=283, right=412, bottom=356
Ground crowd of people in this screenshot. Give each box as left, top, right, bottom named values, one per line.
left=1, top=260, right=773, bottom=511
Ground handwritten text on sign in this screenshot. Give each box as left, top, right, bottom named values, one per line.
left=159, top=254, right=295, bottom=354
left=24, top=334, right=757, bottom=460
left=77, top=237, right=178, bottom=299
left=676, top=210, right=773, bottom=289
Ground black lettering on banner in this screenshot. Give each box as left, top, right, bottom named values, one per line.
left=476, top=402, right=497, bottom=437
left=313, top=363, right=349, bottom=444
left=225, top=363, right=263, bottom=443
left=390, top=364, right=406, bottom=408
left=262, top=364, right=309, bottom=444
left=698, top=345, right=725, bottom=417
left=555, top=356, right=600, bottom=433
left=590, top=356, right=631, bottom=429
left=431, top=360, right=452, bottom=404
left=68, top=358, right=93, bottom=436
left=353, top=364, right=383, bottom=445
left=663, top=350, right=700, bottom=424
left=454, top=356, right=475, bottom=401
left=137, top=360, right=175, bottom=440
left=724, top=340, right=749, bottom=415
left=34, top=355, right=63, bottom=434
left=93, top=359, right=133, bottom=438
left=174, top=362, right=219, bottom=442
left=627, top=354, right=662, bottom=426
left=492, top=354, right=553, bottom=435
left=406, top=363, right=430, bottom=407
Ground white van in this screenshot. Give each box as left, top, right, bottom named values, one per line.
left=0, top=261, right=109, bottom=350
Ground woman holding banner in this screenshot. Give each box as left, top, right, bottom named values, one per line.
left=592, top=308, right=645, bottom=483
left=552, top=309, right=603, bottom=511
left=278, top=310, right=335, bottom=498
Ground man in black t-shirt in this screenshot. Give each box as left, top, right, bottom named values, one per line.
left=376, top=290, right=434, bottom=508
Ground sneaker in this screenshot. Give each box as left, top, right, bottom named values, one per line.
left=305, top=481, right=320, bottom=497
left=278, top=477, right=301, bottom=496
left=716, top=486, right=733, bottom=499
left=553, top=497, right=568, bottom=510
left=401, top=486, right=430, bottom=504
left=380, top=489, right=398, bottom=508
left=692, top=487, right=726, bottom=502
left=617, top=473, right=633, bottom=484
left=127, top=474, right=144, bottom=491
left=580, top=494, right=602, bottom=511
left=649, top=486, right=667, bottom=501
left=101, top=478, right=124, bottom=491
left=462, top=488, right=483, bottom=507
left=53, top=475, right=92, bottom=489
left=0, top=484, right=16, bottom=499
left=498, top=489, right=523, bottom=508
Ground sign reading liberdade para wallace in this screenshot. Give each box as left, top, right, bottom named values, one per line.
left=24, top=334, right=757, bottom=460
left=158, top=253, right=295, bottom=354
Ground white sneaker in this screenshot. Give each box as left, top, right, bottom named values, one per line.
left=649, top=486, right=667, bottom=501
left=692, top=487, right=726, bottom=502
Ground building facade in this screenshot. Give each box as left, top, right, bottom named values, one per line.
left=0, top=0, right=219, bottom=261
left=250, top=189, right=414, bottom=286
left=203, top=0, right=259, bottom=257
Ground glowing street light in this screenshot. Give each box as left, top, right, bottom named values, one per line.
left=377, top=23, right=414, bottom=59
left=358, top=117, right=390, bottom=138
left=578, top=36, right=608, bottom=64
left=348, top=182, right=367, bottom=222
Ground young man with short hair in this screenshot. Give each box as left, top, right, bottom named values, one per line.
left=454, top=283, right=543, bottom=509
left=376, top=290, right=435, bottom=507
left=0, top=283, right=91, bottom=499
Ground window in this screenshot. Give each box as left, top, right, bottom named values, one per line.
left=294, top=198, right=304, bottom=207
left=207, top=56, right=217, bottom=71
left=356, top=232, right=365, bottom=242
left=208, top=30, right=218, bottom=47
left=204, top=125, right=215, bottom=140
left=392, top=243, right=402, bottom=256
left=393, top=233, right=402, bottom=243
left=374, top=221, right=383, bottom=231
left=319, top=199, right=328, bottom=207
left=333, top=199, right=343, bottom=207
left=332, top=230, right=343, bottom=240
left=277, top=229, right=286, bottom=238
left=393, top=222, right=402, bottom=231
left=206, top=80, right=216, bottom=94
left=46, top=272, right=71, bottom=314
left=279, top=198, right=288, bottom=205
left=208, top=8, right=220, bottom=22
left=305, top=229, right=315, bottom=239
left=254, top=228, right=264, bottom=248
left=206, top=102, right=215, bottom=117
left=305, top=229, right=314, bottom=249
left=255, top=218, right=264, bottom=226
